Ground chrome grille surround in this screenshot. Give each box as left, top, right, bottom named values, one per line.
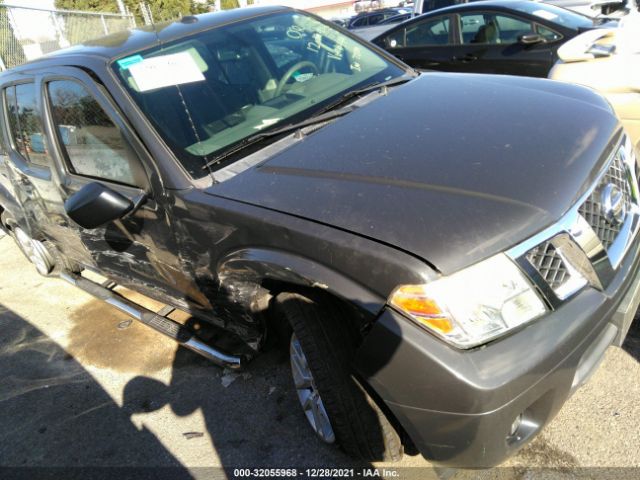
left=508, top=135, right=640, bottom=306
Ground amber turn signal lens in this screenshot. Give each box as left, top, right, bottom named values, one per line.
left=390, top=286, right=454, bottom=334
left=415, top=316, right=454, bottom=334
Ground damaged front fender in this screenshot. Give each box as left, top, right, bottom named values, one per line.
left=217, top=248, right=387, bottom=317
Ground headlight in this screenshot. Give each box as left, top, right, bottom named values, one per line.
left=389, top=254, right=547, bottom=349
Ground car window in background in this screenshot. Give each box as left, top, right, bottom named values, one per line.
left=460, top=14, right=487, bottom=43
left=536, top=24, right=562, bottom=41
left=460, top=13, right=534, bottom=44
left=380, top=13, right=411, bottom=25
left=406, top=17, right=451, bottom=46
left=494, top=14, right=534, bottom=43
left=351, top=16, right=368, bottom=28
left=47, top=80, right=138, bottom=186
left=113, top=11, right=404, bottom=178
left=380, top=16, right=450, bottom=48
left=4, top=83, right=48, bottom=167
left=511, top=2, right=595, bottom=29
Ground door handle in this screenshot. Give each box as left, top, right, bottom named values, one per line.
left=452, top=54, right=478, bottom=63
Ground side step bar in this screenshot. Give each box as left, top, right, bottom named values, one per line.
left=60, top=272, right=243, bottom=369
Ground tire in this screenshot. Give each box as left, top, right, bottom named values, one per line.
left=274, top=291, right=403, bottom=462
left=12, top=227, right=55, bottom=276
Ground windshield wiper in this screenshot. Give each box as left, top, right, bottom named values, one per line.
left=202, top=105, right=355, bottom=170
left=318, top=74, right=414, bottom=114
left=202, top=75, right=415, bottom=170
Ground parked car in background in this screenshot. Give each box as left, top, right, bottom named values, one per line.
left=373, top=0, right=617, bottom=77
left=413, top=0, right=482, bottom=14
left=331, top=17, right=349, bottom=27
left=348, top=8, right=404, bottom=29
left=549, top=12, right=640, bottom=146
left=0, top=5, right=637, bottom=469
left=382, top=11, right=413, bottom=23
left=351, top=11, right=415, bottom=41
left=413, top=0, right=635, bottom=16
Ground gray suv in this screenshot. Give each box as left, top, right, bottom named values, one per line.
left=0, top=6, right=637, bottom=467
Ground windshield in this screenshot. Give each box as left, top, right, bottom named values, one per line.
left=511, top=2, right=595, bottom=29
left=112, top=11, right=405, bottom=178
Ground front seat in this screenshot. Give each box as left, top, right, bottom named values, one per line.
left=473, top=20, right=500, bottom=44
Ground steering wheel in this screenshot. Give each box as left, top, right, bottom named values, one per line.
left=275, top=61, right=320, bottom=97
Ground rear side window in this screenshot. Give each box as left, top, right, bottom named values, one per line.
left=381, top=16, right=451, bottom=48
left=47, top=80, right=138, bottom=186
left=406, top=17, right=451, bottom=46
left=4, top=83, right=48, bottom=167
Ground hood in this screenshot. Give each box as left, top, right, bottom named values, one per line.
left=207, top=73, right=619, bottom=274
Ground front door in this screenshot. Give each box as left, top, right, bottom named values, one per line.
left=40, top=68, right=194, bottom=308
left=455, top=11, right=555, bottom=77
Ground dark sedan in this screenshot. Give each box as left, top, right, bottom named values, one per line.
left=372, top=0, right=616, bottom=77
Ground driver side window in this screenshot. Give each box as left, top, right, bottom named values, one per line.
left=47, top=80, right=139, bottom=186
left=460, top=13, right=535, bottom=45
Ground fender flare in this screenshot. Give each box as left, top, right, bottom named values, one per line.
left=217, top=248, right=386, bottom=316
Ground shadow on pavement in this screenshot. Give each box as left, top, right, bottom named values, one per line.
left=121, top=344, right=373, bottom=474
left=0, top=303, right=191, bottom=479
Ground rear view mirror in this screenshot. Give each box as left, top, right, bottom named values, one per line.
left=519, top=34, right=544, bottom=45
left=64, top=182, right=133, bottom=229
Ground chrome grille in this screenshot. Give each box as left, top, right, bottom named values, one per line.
left=578, top=152, right=633, bottom=250
left=509, top=136, right=639, bottom=307
left=578, top=197, right=621, bottom=250
left=526, top=241, right=569, bottom=291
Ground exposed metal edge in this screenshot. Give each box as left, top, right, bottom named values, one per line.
left=59, top=272, right=243, bottom=369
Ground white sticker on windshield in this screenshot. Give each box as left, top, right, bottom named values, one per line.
left=129, top=51, right=205, bottom=92
left=531, top=9, right=558, bottom=21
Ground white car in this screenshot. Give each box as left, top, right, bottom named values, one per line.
left=549, top=11, right=640, bottom=147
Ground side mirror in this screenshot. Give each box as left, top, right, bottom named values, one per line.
left=64, top=182, right=133, bottom=229
left=519, top=33, right=544, bottom=45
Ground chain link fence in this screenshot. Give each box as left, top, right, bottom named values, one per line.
left=0, top=3, right=135, bottom=70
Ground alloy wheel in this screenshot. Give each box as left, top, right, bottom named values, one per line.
left=290, top=334, right=336, bottom=444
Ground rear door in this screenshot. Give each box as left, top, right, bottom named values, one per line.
left=374, top=15, right=458, bottom=71
left=1, top=77, right=63, bottom=241
left=453, top=10, right=557, bottom=77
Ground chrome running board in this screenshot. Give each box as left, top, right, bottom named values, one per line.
left=60, top=272, right=243, bottom=369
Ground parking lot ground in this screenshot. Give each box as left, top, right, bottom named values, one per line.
left=0, top=234, right=639, bottom=479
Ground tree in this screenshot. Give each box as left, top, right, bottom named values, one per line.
left=220, top=0, right=239, bottom=9
left=55, top=0, right=204, bottom=24
left=55, top=1, right=118, bottom=13
left=144, top=0, right=194, bottom=22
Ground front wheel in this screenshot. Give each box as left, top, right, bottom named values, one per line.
left=275, top=291, right=403, bottom=462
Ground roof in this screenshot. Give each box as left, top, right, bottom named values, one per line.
left=17, top=6, right=289, bottom=67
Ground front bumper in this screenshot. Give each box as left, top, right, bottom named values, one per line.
left=354, top=237, right=640, bottom=468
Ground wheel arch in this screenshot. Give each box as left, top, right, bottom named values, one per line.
left=217, top=247, right=387, bottom=319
